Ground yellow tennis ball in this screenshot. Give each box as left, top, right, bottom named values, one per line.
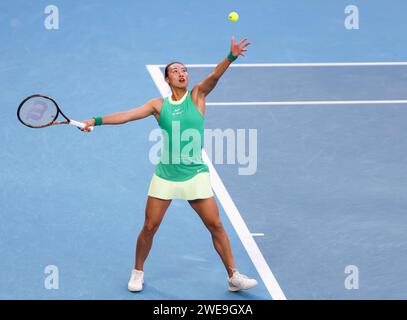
left=228, top=11, right=239, bottom=22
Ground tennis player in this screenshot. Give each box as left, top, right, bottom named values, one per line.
left=81, top=36, right=257, bottom=293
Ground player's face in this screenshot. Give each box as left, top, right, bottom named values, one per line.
left=166, top=64, right=188, bottom=89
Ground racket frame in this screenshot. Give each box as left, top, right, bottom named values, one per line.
left=17, top=94, right=91, bottom=130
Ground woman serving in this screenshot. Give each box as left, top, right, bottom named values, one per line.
left=81, top=36, right=257, bottom=293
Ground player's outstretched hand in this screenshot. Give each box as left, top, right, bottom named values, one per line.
left=230, top=35, right=251, bottom=57
left=80, top=119, right=96, bottom=132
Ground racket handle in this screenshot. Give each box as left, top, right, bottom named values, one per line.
left=70, top=119, right=94, bottom=131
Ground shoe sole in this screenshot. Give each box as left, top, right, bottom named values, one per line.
left=228, top=286, right=241, bottom=292
left=228, top=283, right=257, bottom=292
left=128, top=280, right=144, bottom=292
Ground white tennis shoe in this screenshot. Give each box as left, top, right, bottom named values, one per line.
left=228, top=271, right=258, bottom=291
left=128, top=269, right=144, bottom=292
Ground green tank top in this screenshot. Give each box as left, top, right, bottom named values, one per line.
left=155, top=90, right=209, bottom=181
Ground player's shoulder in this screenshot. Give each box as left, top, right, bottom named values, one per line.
left=191, top=84, right=202, bottom=98
left=148, top=97, right=164, bottom=105
left=147, top=97, right=164, bottom=111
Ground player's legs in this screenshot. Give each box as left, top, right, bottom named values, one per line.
left=188, top=196, right=236, bottom=277
left=134, top=196, right=172, bottom=270
left=188, top=196, right=258, bottom=291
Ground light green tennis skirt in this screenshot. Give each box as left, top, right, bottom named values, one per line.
left=147, top=172, right=214, bottom=200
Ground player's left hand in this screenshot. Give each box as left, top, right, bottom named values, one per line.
left=230, top=36, right=251, bottom=57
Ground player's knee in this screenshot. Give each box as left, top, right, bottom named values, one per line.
left=143, top=222, right=159, bottom=236
left=208, top=220, right=224, bottom=235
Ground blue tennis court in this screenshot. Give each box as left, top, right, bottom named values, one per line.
left=1, top=0, right=407, bottom=300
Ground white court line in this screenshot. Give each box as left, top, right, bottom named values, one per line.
left=149, top=62, right=407, bottom=107
left=207, top=100, right=407, bottom=106
left=146, top=64, right=287, bottom=300
left=146, top=65, right=172, bottom=97
left=251, top=233, right=265, bottom=237
left=153, top=61, right=407, bottom=68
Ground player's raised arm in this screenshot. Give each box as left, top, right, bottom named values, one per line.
left=80, top=98, right=162, bottom=132
left=195, top=36, right=251, bottom=97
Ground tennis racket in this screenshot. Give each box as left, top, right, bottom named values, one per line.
left=17, top=94, right=93, bottom=131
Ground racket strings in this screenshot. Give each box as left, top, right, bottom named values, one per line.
left=18, top=97, right=58, bottom=128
